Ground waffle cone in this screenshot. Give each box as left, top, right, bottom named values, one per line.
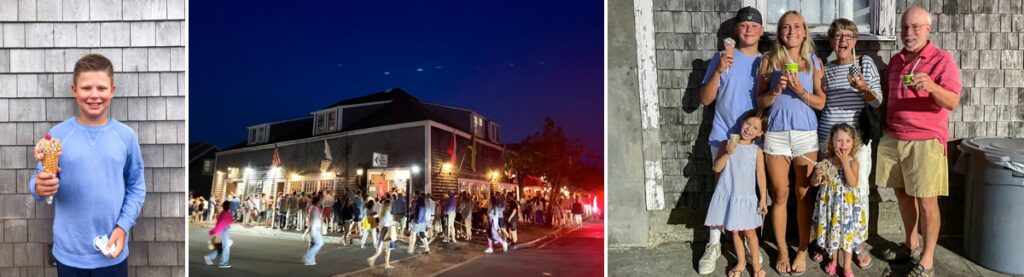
left=42, top=153, right=59, bottom=173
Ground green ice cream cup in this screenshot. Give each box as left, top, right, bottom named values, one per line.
left=785, top=62, right=799, bottom=73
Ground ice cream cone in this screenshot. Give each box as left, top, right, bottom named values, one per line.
left=35, top=134, right=62, bottom=205
left=42, top=154, right=59, bottom=173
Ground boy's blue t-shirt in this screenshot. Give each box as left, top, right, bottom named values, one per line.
left=28, top=117, right=146, bottom=269
left=702, top=50, right=762, bottom=147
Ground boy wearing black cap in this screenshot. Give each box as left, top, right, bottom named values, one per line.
left=696, top=6, right=764, bottom=276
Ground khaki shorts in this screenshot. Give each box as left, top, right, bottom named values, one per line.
left=874, top=135, right=948, bottom=197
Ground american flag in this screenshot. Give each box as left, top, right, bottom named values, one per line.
left=271, top=147, right=282, bottom=167
left=446, top=129, right=456, bottom=164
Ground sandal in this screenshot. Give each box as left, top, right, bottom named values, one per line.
left=855, top=252, right=873, bottom=269
left=908, top=263, right=934, bottom=277
left=843, top=268, right=855, bottom=277
left=753, top=266, right=767, bottom=277
left=882, top=243, right=922, bottom=262
left=790, top=252, right=808, bottom=276
left=824, top=260, right=837, bottom=276
left=727, top=266, right=744, bottom=277
left=775, top=258, right=792, bottom=276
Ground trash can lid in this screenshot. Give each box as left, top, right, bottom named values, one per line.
left=962, top=137, right=1024, bottom=163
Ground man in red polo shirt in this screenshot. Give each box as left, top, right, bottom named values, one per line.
left=875, top=6, right=962, bottom=277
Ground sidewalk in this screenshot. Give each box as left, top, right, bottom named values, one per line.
left=608, top=234, right=1015, bottom=277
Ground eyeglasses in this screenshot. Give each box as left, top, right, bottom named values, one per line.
left=832, top=34, right=856, bottom=41
left=901, top=24, right=930, bottom=32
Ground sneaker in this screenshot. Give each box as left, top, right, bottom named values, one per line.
left=697, top=243, right=721, bottom=275
left=218, top=264, right=231, bottom=268
left=484, top=247, right=494, bottom=254
left=304, top=260, right=317, bottom=266
left=204, top=256, right=213, bottom=265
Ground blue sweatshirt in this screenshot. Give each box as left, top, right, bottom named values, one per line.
left=444, top=194, right=458, bottom=212
left=28, top=118, right=146, bottom=269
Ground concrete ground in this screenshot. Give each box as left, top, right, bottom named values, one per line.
left=609, top=234, right=1017, bottom=277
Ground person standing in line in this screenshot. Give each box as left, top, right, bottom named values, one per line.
left=460, top=191, right=475, bottom=240
left=443, top=191, right=459, bottom=243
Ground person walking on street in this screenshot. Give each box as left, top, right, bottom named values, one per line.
left=393, top=193, right=408, bottom=237
left=301, top=194, right=324, bottom=266
left=408, top=193, right=431, bottom=254
left=204, top=201, right=234, bottom=268
left=484, top=192, right=508, bottom=254
left=572, top=197, right=585, bottom=227
left=368, top=199, right=397, bottom=269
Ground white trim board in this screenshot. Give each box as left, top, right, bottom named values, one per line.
left=218, top=120, right=504, bottom=156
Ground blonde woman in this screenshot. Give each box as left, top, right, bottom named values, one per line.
left=368, top=199, right=396, bottom=269
left=756, top=11, right=826, bottom=276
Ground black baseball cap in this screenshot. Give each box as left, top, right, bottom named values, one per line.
left=736, top=6, right=763, bottom=25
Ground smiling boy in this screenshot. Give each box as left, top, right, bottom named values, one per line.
left=28, top=54, right=146, bottom=276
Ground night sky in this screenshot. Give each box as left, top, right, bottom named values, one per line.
left=189, top=1, right=604, bottom=159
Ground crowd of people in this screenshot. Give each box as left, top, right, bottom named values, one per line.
left=696, top=5, right=959, bottom=277
left=191, top=188, right=595, bottom=270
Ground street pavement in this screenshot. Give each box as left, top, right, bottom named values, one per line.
left=609, top=234, right=1015, bottom=277
left=433, top=219, right=605, bottom=277
left=189, top=218, right=601, bottom=276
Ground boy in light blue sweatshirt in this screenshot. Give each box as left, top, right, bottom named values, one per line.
left=28, top=54, right=146, bottom=276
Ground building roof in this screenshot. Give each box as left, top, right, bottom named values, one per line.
left=323, top=88, right=419, bottom=109
left=222, top=88, right=478, bottom=151
left=189, top=142, right=220, bottom=163
left=343, top=94, right=460, bottom=131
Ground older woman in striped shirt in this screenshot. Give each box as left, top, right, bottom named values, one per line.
left=814, top=18, right=882, bottom=270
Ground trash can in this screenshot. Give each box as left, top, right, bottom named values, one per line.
left=956, top=137, right=1024, bottom=275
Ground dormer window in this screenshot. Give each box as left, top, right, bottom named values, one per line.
left=472, top=114, right=485, bottom=138
left=326, top=111, right=337, bottom=132
left=247, top=124, right=270, bottom=145
left=313, top=108, right=341, bottom=135
left=488, top=121, right=500, bottom=143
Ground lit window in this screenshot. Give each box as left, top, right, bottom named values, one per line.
left=326, top=111, right=337, bottom=132
left=473, top=115, right=485, bottom=137
left=203, top=160, right=213, bottom=174
left=314, top=113, right=325, bottom=134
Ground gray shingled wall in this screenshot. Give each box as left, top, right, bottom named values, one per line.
left=611, top=0, right=1024, bottom=246
left=0, top=0, right=186, bottom=275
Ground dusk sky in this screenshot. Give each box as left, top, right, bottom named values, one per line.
left=189, top=1, right=604, bottom=159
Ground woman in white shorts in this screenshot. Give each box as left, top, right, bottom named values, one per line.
left=755, top=11, right=827, bottom=275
